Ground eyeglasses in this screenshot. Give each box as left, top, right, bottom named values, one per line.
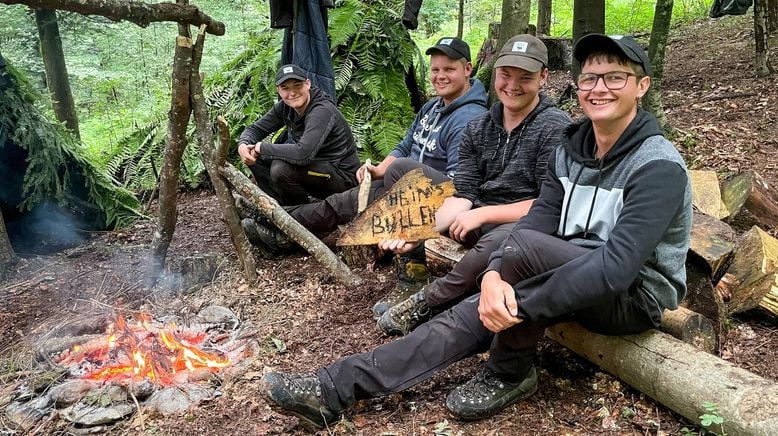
left=576, top=71, right=638, bottom=91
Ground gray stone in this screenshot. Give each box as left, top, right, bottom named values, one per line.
left=144, top=384, right=214, bottom=415
left=47, top=379, right=98, bottom=407
left=5, top=401, right=47, bottom=431
left=62, top=402, right=135, bottom=426
left=128, top=380, right=156, bottom=401
left=196, top=305, right=239, bottom=328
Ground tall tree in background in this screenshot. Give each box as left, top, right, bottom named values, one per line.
left=644, top=0, right=673, bottom=131
left=457, top=0, right=464, bottom=38
left=498, top=0, right=531, bottom=48
left=572, top=0, right=604, bottom=76
left=754, top=0, right=775, bottom=77
left=0, top=213, right=17, bottom=271
left=767, top=0, right=777, bottom=33
left=537, top=0, right=551, bottom=35
left=34, top=8, right=80, bottom=139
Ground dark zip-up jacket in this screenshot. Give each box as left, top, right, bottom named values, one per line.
left=389, top=78, right=488, bottom=179
left=238, top=87, right=360, bottom=171
left=455, top=95, right=570, bottom=207
left=485, top=110, right=692, bottom=322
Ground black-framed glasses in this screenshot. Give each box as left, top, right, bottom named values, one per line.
left=576, top=71, right=638, bottom=91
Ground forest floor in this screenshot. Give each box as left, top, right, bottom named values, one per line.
left=2, top=13, right=778, bottom=436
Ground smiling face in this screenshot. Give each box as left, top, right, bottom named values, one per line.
left=577, top=56, right=650, bottom=129
left=493, top=66, right=547, bottom=116
left=429, top=53, right=472, bottom=105
left=277, top=79, right=312, bottom=113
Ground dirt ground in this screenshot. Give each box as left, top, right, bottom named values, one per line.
left=2, top=13, right=778, bottom=436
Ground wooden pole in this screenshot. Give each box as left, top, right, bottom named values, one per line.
left=219, top=164, right=362, bottom=287
left=547, top=323, right=778, bottom=435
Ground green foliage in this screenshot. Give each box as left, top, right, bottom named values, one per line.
left=0, top=60, right=141, bottom=228
left=699, top=401, right=726, bottom=435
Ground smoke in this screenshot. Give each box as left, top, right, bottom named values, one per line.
left=6, top=201, right=88, bottom=255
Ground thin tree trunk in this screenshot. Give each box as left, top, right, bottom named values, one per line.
left=644, top=0, right=673, bottom=132
left=767, top=0, right=777, bottom=33
left=457, top=0, right=465, bottom=39
left=754, top=0, right=775, bottom=77
left=34, top=8, right=79, bottom=139
left=0, top=212, right=17, bottom=272
left=537, top=0, right=552, bottom=36
left=147, top=5, right=193, bottom=286
left=2, top=0, right=225, bottom=35
left=572, top=0, right=605, bottom=77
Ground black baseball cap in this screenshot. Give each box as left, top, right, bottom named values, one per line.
left=574, top=34, right=652, bottom=76
left=425, top=37, right=471, bottom=62
left=275, top=64, right=308, bottom=85
left=494, top=34, right=548, bottom=72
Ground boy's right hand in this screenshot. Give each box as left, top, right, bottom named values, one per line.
left=378, top=239, right=421, bottom=254
left=356, top=161, right=378, bottom=183
left=238, top=143, right=259, bottom=166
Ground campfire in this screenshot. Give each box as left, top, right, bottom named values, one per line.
left=56, top=313, right=232, bottom=386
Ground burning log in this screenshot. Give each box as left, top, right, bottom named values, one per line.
left=546, top=322, right=778, bottom=435
left=218, top=164, right=363, bottom=287
left=689, top=170, right=730, bottom=220
left=0, top=0, right=226, bottom=35
left=426, top=235, right=719, bottom=350
left=721, top=171, right=778, bottom=229
left=717, top=226, right=778, bottom=317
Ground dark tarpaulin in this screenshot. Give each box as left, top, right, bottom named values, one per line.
left=271, top=0, right=336, bottom=99
left=710, top=0, right=753, bottom=17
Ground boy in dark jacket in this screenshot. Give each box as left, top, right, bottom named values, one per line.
left=375, top=35, right=571, bottom=334
left=237, top=64, right=360, bottom=206
left=257, top=34, right=692, bottom=428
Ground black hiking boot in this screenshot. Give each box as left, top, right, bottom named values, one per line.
left=377, top=290, right=431, bottom=336
left=234, top=194, right=271, bottom=226
left=371, top=254, right=431, bottom=317
left=240, top=218, right=293, bottom=256
left=445, top=366, right=538, bottom=421
left=259, top=372, right=339, bottom=430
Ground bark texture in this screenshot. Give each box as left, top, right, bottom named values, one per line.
left=546, top=323, right=778, bottom=435
left=0, top=212, right=17, bottom=271
left=721, top=171, right=778, bottom=229
left=537, top=0, right=552, bottom=35
left=1, top=0, right=225, bottom=35
left=219, top=164, right=363, bottom=287
left=572, top=0, right=604, bottom=77
left=754, top=0, right=775, bottom=77
left=147, top=16, right=192, bottom=285
left=457, top=0, right=464, bottom=38
left=498, top=0, right=531, bottom=50
left=34, top=8, right=80, bottom=139
left=644, top=0, right=673, bottom=131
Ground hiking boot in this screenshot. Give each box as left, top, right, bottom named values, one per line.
left=377, top=290, right=431, bottom=336
left=259, top=371, right=339, bottom=430
left=240, top=218, right=293, bottom=255
left=445, top=366, right=538, bottom=421
left=234, top=194, right=270, bottom=225
left=371, top=255, right=431, bottom=317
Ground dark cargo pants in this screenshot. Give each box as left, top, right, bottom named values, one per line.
left=316, top=229, right=663, bottom=411
left=248, top=159, right=358, bottom=206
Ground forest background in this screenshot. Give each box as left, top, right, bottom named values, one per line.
left=0, top=0, right=712, bottom=195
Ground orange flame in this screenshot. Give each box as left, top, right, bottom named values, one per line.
left=65, top=313, right=230, bottom=386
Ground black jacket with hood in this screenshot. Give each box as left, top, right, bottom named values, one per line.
left=238, top=87, right=360, bottom=172
left=485, top=110, right=692, bottom=322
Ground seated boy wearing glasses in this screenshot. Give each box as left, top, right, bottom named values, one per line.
left=258, top=34, right=692, bottom=428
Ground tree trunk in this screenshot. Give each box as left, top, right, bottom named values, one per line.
left=537, top=0, right=552, bottom=36
left=643, top=0, right=673, bottom=132
left=546, top=323, right=778, bottom=435
left=2, top=0, right=225, bottom=35
left=0, top=212, right=17, bottom=272
left=572, top=0, right=605, bottom=77
left=457, top=0, right=464, bottom=39
left=219, top=164, right=363, bottom=287
left=498, top=0, right=531, bottom=50
left=767, top=0, right=777, bottom=33
left=754, top=0, right=775, bottom=77
left=34, top=8, right=79, bottom=139
left=147, top=12, right=193, bottom=286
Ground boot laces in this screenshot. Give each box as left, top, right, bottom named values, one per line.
left=459, top=368, right=506, bottom=401
left=282, top=373, right=322, bottom=397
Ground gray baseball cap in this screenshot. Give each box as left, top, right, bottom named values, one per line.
left=494, top=34, right=548, bottom=72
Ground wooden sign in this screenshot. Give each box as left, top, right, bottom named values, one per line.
left=337, top=168, right=455, bottom=246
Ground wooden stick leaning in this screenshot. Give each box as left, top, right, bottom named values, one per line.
left=218, top=164, right=362, bottom=287
left=188, top=27, right=256, bottom=281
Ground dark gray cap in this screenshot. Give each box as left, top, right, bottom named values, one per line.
left=425, top=37, right=471, bottom=62
left=275, top=64, right=308, bottom=85
left=494, top=34, right=548, bottom=72
left=574, top=34, right=652, bottom=76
